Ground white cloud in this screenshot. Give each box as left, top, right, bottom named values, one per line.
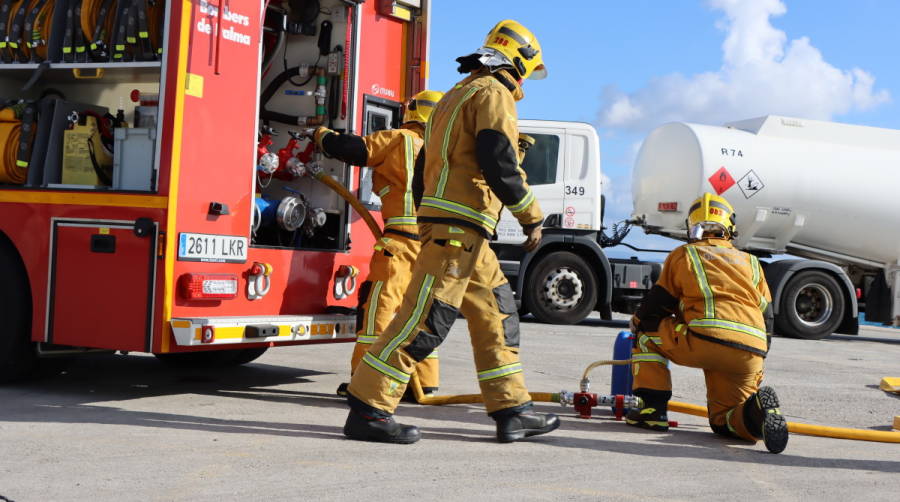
left=598, top=0, right=890, bottom=132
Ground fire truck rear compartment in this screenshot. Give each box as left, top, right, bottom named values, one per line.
left=252, top=0, right=357, bottom=252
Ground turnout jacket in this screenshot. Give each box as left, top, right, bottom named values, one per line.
left=321, top=123, right=424, bottom=236
left=414, top=69, right=543, bottom=237
left=635, top=238, right=774, bottom=356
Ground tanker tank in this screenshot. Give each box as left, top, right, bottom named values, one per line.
left=632, top=115, right=900, bottom=268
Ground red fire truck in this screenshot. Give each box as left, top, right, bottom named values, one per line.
left=0, top=0, right=430, bottom=380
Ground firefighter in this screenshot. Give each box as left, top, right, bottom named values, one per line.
left=342, top=19, right=559, bottom=444
left=313, top=90, right=444, bottom=397
left=627, top=192, right=789, bottom=454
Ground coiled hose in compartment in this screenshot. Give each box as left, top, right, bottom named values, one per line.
left=0, top=108, right=27, bottom=184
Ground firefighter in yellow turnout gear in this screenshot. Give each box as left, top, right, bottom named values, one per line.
left=627, top=193, right=789, bottom=453
left=343, top=20, right=560, bottom=444
left=314, top=90, right=444, bottom=394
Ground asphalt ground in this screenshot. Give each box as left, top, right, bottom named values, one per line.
left=1, top=316, right=899, bottom=501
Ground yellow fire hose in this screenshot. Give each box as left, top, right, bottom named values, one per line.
left=0, top=109, right=27, bottom=184
left=666, top=400, right=900, bottom=443
left=409, top=373, right=559, bottom=405
left=407, top=360, right=900, bottom=444
left=312, top=169, right=383, bottom=240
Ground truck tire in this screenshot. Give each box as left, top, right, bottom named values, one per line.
left=776, top=270, right=846, bottom=340
left=155, top=347, right=268, bottom=367
left=0, top=245, right=38, bottom=383
left=525, top=251, right=598, bottom=325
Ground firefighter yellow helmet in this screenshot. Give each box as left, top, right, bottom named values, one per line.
left=517, top=133, right=536, bottom=155
left=687, top=192, right=737, bottom=241
left=403, top=90, right=443, bottom=124
left=516, top=133, right=535, bottom=165
left=481, top=20, right=547, bottom=80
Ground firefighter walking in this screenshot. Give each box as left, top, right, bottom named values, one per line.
left=627, top=192, right=789, bottom=453
left=314, top=90, right=444, bottom=395
left=342, top=19, right=560, bottom=444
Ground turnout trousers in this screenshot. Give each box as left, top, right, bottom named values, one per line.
left=632, top=317, right=765, bottom=441
left=352, top=232, right=439, bottom=389
left=348, top=223, right=529, bottom=415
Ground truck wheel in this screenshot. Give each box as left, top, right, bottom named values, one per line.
left=776, top=271, right=846, bottom=340
left=525, top=251, right=598, bottom=325
left=0, top=245, right=37, bottom=383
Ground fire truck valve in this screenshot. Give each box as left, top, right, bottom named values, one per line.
left=557, top=391, right=643, bottom=420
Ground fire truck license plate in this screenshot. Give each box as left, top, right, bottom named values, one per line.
left=178, top=233, right=248, bottom=263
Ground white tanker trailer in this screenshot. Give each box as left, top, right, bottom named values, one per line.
left=632, top=115, right=900, bottom=339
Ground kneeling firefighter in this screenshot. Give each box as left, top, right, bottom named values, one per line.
left=342, top=19, right=560, bottom=444
left=313, top=90, right=444, bottom=396
left=627, top=193, right=789, bottom=454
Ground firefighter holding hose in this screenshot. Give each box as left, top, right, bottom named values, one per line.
left=627, top=192, right=789, bottom=454
left=341, top=19, right=559, bottom=444
left=313, top=90, right=444, bottom=398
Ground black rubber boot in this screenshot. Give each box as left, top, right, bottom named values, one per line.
left=343, top=409, right=421, bottom=444
left=492, top=404, right=560, bottom=443
left=625, top=388, right=671, bottom=432
left=336, top=382, right=349, bottom=396
left=625, top=406, right=670, bottom=431
left=745, top=386, right=788, bottom=454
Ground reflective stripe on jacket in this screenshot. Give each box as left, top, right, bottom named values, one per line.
left=651, top=238, right=773, bottom=355
left=416, top=69, right=542, bottom=235
left=321, top=123, right=423, bottom=235
left=364, top=125, right=423, bottom=235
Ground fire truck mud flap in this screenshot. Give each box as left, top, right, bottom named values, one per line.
left=169, top=315, right=356, bottom=347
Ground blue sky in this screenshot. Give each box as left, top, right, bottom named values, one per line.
left=428, top=0, right=900, bottom=258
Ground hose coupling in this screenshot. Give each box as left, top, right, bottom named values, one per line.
left=579, top=377, right=591, bottom=393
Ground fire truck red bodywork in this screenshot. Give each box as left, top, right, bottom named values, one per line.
left=0, top=0, right=428, bottom=357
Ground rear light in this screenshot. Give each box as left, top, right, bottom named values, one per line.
left=658, top=202, right=679, bottom=212
left=201, top=325, right=216, bottom=344
left=179, top=273, right=239, bottom=300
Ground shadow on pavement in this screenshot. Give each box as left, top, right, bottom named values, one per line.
left=516, top=403, right=900, bottom=474
left=1, top=352, right=345, bottom=411
left=865, top=384, right=900, bottom=401
left=0, top=352, right=361, bottom=441
left=825, top=334, right=900, bottom=345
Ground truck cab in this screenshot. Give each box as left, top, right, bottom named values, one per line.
left=492, top=120, right=656, bottom=325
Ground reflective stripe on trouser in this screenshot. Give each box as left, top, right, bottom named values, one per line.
left=632, top=317, right=765, bottom=442
left=350, top=233, right=439, bottom=389
left=348, top=223, right=528, bottom=414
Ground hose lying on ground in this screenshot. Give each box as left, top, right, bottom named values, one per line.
left=406, top=360, right=900, bottom=444
left=667, top=400, right=900, bottom=444
left=409, top=373, right=558, bottom=405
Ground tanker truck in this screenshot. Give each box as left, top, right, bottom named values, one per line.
left=631, top=115, right=900, bottom=339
